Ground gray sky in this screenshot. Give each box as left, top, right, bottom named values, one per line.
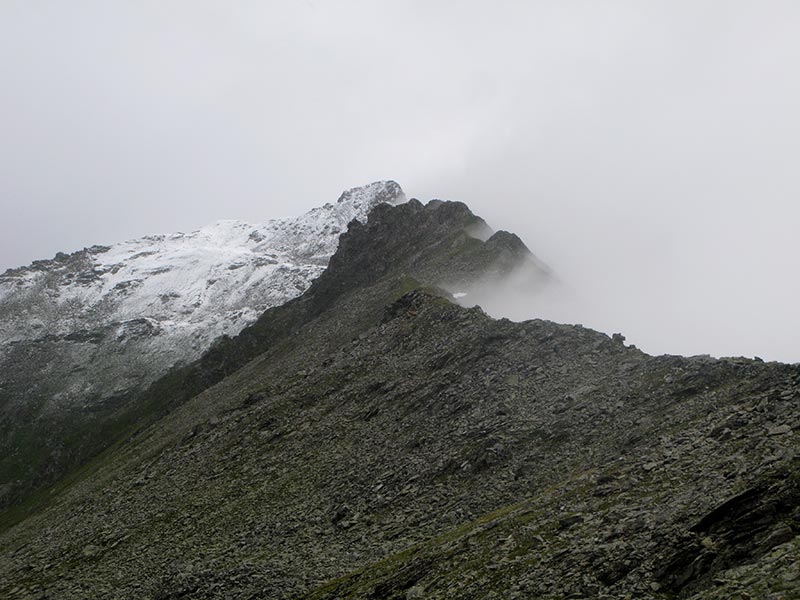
left=1, top=1, right=799, bottom=362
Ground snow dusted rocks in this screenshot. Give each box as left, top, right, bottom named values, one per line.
left=0, top=181, right=403, bottom=505
left=0, top=180, right=404, bottom=353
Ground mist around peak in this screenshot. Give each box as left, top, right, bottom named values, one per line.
left=443, top=250, right=594, bottom=337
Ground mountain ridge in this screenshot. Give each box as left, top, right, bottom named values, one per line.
left=1, top=195, right=797, bottom=599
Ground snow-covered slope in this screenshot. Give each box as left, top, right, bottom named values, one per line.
left=0, top=180, right=405, bottom=414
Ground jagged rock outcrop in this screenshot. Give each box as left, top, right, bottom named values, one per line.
left=0, top=181, right=405, bottom=509
left=0, top=197, right=796, bottom=600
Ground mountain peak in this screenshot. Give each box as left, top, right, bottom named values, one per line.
left=335, top=179, right=405, bottom=208
left=0, top=181, right=406, bottom=509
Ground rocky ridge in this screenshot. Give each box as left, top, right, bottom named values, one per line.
left=0, top=198, right=796, bottom=599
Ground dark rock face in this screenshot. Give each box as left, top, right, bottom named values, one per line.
left=0, top=199, right=797, bottom=600
left=656, top=464, right=800, bottom=596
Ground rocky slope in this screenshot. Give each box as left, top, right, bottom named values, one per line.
left=0, top=181, right=404, bottom=509
left=0, top=197, right=796, bottom=600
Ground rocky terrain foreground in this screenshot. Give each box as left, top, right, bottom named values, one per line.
left=0, top=198, right=797, bottom=599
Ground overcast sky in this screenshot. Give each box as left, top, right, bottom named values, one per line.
left=1, top=1, right=798, bottom=362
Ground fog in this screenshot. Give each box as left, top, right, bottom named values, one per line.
left=1, top=1, right=798, bottom=362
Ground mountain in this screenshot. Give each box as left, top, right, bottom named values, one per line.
left=0, top=181, right=405, bottom=509
left=0, top=195, right=796, bottom=600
